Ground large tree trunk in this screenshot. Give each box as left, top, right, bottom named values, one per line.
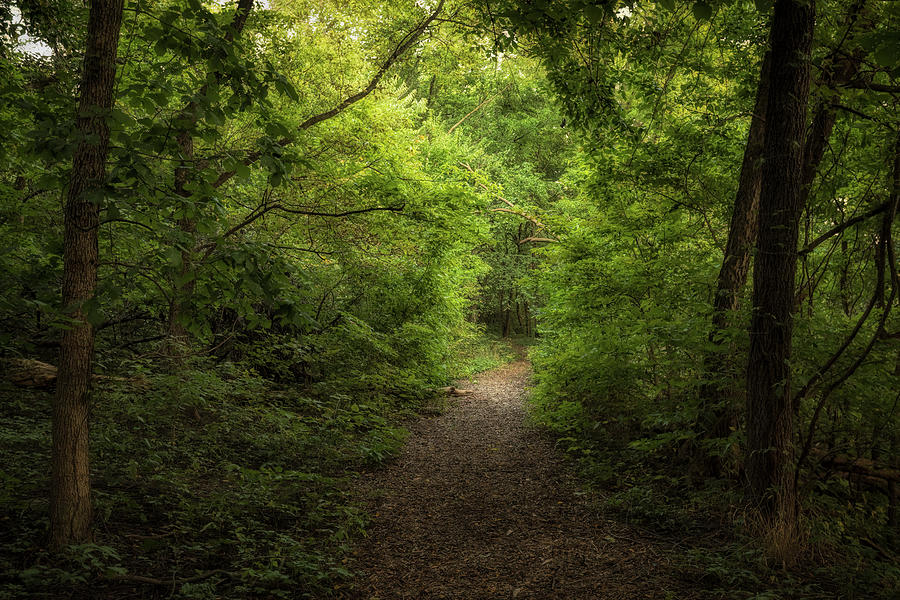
left=50, top=0, right=124, bottom=551
left=712, top=51, right=771, bottom=325
left=745, top=0, right=815, bottom=528
left=696, top=50, right=771, bottom=456
left=700, top=1, right=868, bottom=457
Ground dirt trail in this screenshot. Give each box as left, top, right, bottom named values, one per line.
left=349, top=359, right=693, bottom=599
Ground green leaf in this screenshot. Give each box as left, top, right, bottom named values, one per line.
left=174, top=271, right=196, bottom=288
left=166, top=247, right=183, bottom=269
left=105, top=284, right=122, bottom=302
left=584, top=4, right=605, bottom=24
left=274, top=77, right=300, bottom=102
left=269, top=171, right=284, bottom=188
left=692, top=1, right=712, bottom=20
left=83, top=297, right=105, bottom=327
left=874, top=42, right=900, bottom=68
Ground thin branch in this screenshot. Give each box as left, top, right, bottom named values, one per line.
left=211, top=0, right=445, bottom=190
left=518, top=237, right=557, bottom=244
left=448, top=83, right=510, bottom=134
left=795, top=130, right=900, bottom=486
left=843, top=80, right=900, bottom=94
left=793, top=283, right=878, bottom=410
left=273, top=204, right=405, bottom=218
left=831, top=102, right=896, bottom=131
left=490, top=207, right=545, bottom=228
left=201, top=203, right=403, bottom=259
left=106, top=569, right=234, bottom=586
left=101, top=218, right=156, bottom=232
left=798, top=201, right=890, bottom=256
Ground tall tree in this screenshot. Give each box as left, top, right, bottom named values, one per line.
left=745, top=0, right=815, bottom=526
left=699, top=0, right=869, bottom=464
left=696, top=48, right=770, bottom=455
left=50, top=0, right=124, bottom=550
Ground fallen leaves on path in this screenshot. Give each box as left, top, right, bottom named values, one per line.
left=348, top=360, right=695, bottom=599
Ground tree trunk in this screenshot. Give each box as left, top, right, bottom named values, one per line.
left=166, top=130, right=196, bottom=344
left=713, top=50, right=771, bottom=325
left=745, top=0, right=815, bottom=527
left=696, top=49, right=771, bottom=452
left=524, top=300, right=531, bottom=337
left=166, top=0, right=254, bottom=344
left=502, top=304, right=511, bottom=337
left=50, top=0, right=124, bottom=551
left=699, top=1, right=867, bottom=459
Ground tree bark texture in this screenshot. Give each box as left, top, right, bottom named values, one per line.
left=50, top=0, right=124, bottom=550
left=701, top=1, right=868, bottom=453
left=712, top=51, right=771, bottom=328
left=745, top=0, right=815, bottom=522
left=696, top=50, right=771, bottom=450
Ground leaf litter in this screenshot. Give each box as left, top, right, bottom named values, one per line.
left=346, top=359, right=698, bottom=599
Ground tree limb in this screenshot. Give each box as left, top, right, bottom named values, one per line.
left=843, top=80, right=900, bottom=94
left=798, top=201, right=890, bottom=256
left=448, top=83, right=511, bottom=134
left=490, top=207, right=545, bottom=229
left=106, top=569, right=234, bottom=586
left=211, top=0, right=445, bottom=190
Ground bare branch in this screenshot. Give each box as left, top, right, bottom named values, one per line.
left=518, top=237, right=557, bottom=244
left=490, top=207, right=545, bottom=229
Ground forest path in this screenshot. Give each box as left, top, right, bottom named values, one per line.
left=347, top=358, right=694, bottom=599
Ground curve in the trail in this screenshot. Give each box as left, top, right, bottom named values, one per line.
left=348, top=360, right=693, bottom=600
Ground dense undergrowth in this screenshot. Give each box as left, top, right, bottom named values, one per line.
left=529, top=343, right=900, bottom=600
left=514, top=1, right=900, bottom=597
left=0, top=333, right=514, bottom=599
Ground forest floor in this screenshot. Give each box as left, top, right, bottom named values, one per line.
left=347, top=356, right=698, bottom=599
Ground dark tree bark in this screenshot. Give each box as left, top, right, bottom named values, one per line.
left=745, top=0, right=815, bottom=524
left=712, top=51, right=771, bottom=326
left=699, top=0, right=868, bottom=459
left=696, top=50, right=771, bottom=454
left=50, top=0, right=124, bottom=551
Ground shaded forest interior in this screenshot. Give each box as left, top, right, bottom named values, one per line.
left=1, top=0, right=899, bottom=598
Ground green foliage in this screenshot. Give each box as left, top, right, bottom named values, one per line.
left=0, top=351, right=420, bottom=598
left=516, top=0, right=900, bottom=596
left=0, top=0, right=523, bottom=596
left=2, top=0, right=899, bottom=598
left=446, top=328, right=517, bottom=379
